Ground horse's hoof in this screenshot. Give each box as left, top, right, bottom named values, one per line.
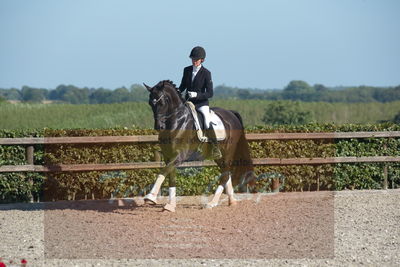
left=204, top=203, right=217, bottom=209
left=229, top=199, right=238, bottom=206
left=163, top=203, right=176, bottom=212
left=144, top=193, right=157, bottom=205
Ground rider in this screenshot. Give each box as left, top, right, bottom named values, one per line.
left=179, top=46, right=222, bottom=159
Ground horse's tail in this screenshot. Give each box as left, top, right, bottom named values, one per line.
left=229, top=110, right=255, bottom=192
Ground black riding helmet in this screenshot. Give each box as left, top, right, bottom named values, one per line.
left=189, top=46, right=206, bottom=60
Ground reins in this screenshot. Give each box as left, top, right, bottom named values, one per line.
left=156, top=103, right=185, bottom=121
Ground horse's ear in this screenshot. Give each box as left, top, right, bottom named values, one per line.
left=143, top=83, right=152, bottom=91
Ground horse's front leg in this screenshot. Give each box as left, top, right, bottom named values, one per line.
left=143, top=173, right=166, bottom=205
left=144, top=153, right=180, bottom=211
left=163, top=166, right=177, bottom=212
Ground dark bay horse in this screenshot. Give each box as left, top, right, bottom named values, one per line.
left=143, top=80, right=254, bottom=212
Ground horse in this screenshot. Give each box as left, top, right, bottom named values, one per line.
left=143, top=80, right=254, bottom=212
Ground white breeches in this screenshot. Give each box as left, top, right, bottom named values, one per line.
left=198, top=105, right=211, bottom=129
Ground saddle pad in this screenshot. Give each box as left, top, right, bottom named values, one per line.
left=186, top=102, right=226, bottom=142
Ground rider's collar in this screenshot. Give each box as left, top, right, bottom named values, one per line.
left=192, top=64, right=202, bottom=71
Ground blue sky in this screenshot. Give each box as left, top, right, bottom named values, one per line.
left=0, top=0, right=399, bottom=89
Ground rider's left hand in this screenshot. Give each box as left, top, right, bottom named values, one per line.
left=188, top=91, right=197, bottom=98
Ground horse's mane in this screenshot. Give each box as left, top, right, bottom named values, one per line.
left=155, top=80, right=184, bottom=101
left=156, top=80, right=178, bottom=90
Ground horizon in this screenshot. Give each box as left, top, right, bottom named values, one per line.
left=1, top=81, right=399, bottom=91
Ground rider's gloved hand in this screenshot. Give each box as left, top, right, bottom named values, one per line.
left=188, top=91, right=197, bottom=98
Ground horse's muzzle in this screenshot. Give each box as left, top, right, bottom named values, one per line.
left=154, top=120, right=166, bottom=130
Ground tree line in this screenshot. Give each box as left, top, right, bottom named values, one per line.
left=1, top=80, right=399, bottom=104
left=0, top=84, right=148, bottom=104
left=216, top=80, right=400, bottom=103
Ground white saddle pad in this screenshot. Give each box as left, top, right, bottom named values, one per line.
left=186, top=102, right=226, bottom=142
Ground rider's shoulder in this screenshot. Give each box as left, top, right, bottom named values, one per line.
left=183, top=65, right=211, bottom=74
left=202, top=66, right=212, bottom=75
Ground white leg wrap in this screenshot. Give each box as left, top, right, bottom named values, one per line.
left=144, top=174, right=165, bottom=204
left=215, top=184, right=224, bottom=195
left=169, top=187, right=176, bottom=205
left=225, top=176, right=237, bottom=206
left=149, top=174, right=165, bottom=195
left=163, top=187, right=177, bottom=212
left=206, top=185, right=224, bottom=209
left=225, top=177, right=234, bottom=196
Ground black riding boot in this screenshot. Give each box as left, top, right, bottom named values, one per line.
left=206, top=125, right=222, bottom=159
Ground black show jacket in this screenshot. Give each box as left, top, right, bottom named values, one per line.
left=178, top=65, right=213, bottom=108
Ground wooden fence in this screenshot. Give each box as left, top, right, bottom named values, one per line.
left=1, top=131, right=400, bottom=192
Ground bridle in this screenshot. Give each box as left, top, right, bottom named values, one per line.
left=151, top=92, right=186, bottom=123
left=151, top=94, right=165, bottom=106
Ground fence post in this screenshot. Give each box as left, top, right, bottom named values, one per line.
left=383, top=143, right=388, bottom=190
left=154, top=151, right=162, bottom=162
left=383, top=165, right=388, bottom=190
left=25, top=144, right=35, bottom=202
left=271, top=178, right=280, bottom=192
left=26, top=145, right=34, bottom=165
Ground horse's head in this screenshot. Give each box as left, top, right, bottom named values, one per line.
left=144, top=80, right=183, bottom=130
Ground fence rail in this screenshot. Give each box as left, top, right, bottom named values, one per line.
left=1, top=156, right=400, bottom=173
left=1, top=131, right=400, bottom=174
left=1, top=131, right=400, bottom=145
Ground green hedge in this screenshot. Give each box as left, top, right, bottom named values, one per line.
left=0, top=129, right=45, bottom=202
left=1, top=123, right=399, bottom=203
left=247, top=123, right=400, bottom=192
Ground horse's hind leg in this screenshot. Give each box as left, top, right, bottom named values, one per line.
left=205, top=183, right=224, bottom=209
left=225, top=175, right=237, bottom=206
left=205, top=171, right=236, bottom=209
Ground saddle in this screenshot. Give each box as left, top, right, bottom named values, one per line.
left=186, top=102, right=226, bottom=142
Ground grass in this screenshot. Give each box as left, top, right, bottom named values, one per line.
left=1, top=100, right=399, bottom=130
